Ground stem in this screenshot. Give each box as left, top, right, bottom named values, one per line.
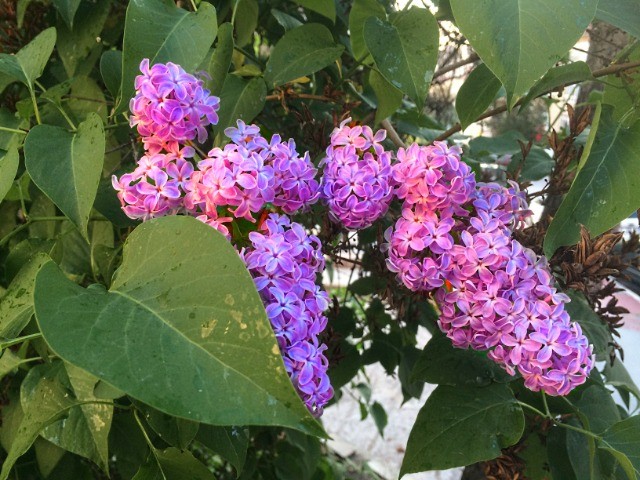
left=541, top=391, right=551, bottom=418
left=0, top=126, right=28, bottom=135
left=380, top=119, right=406, bottom=148
left=0, top=216, right=102, bottom=248
left=189, top=0, right=198, bottom=10
left=432, top=53, right=480, bottom=80
left=0, top=333, right=43, bottom=350
left=17, top=179, right=29, bottom=221
left=29, top=88, right=42, bottom=125
left=434, top=60, right=640, bottom=141
left=234, top=46, right=264, bottom=68
left=517, top=400, right=602, bottom=441
left=556, top=420, right=602, bottom=440
left=516, top=400, right=547, bottom=418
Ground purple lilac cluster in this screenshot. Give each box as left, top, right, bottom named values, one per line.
left=183, top=120, right=321, bottom=236
left=320, top=118, right=394, bottom=229
left=242, top=213, right=333, bottom=415
left=130, top=59, right=220, bottom=152
left=383, top=143, right=594, bottom=395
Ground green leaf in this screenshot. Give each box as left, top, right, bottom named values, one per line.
left=400, top=384, right=524, bottom=474
left=576, top=385, right=621, bottom=435
left=603, top=360, right=640, bottom=402
left=0, top=362, right=90, bottom=480
left=52, top=0, right=81, bottom=29
left=369, top=69, right=402, bottom=125
left=411, top=333, right=513, bottom=387
left=603, top=48, right=640, bottom=125
left=0, top=147, right=19, bottom=204
left=544, top=105, right=640, bottom=256
left=455, top=63, right=502, bottom=130
left=546, top=427, right=577, bottom=480
left=0, top=27, right=56, bottom=93
left=0, top=252, right=50, bottom=339
left=0, top=350, right=22, bottom=380
left=264, top=23, right=344, bottom=87
left=34, top=438, right=66, bottom=478
left=271, top=9, right=303, bottom=31
left=450, top=0, right=598, bottom=108
left=133, top=447, right=216, bottom=480
left=364, top=7, right=438, bottom=110
left=234, top=0, right=258, bottom=47
left=565, top=290, right=610, bottom=360
left=294, top=0, right=336, bottom=22
left=34, top=216, right=324, bottom=436
left=370, top=402, right=387, bottom=438
left=24, top=112, right=105, bottom=239
left=596, top=0, right=640, bottom=40
left=100, top=50, right=123, bottom=99
left=208, top=23, right=234, bottom=95
left=136, top=402, right=199, bottom=450
left=507, top=146, right=555, bottom=182
left=34, top=363, right=113, bottom=471
left=566, top=418, right=604, bottom=480
left=57, top=0, right=110, bottom=77
left=118, top=0, right=217, bottom=113
left=0, top=108, right=27, bottom=151
left=215, top=76, right=266, bottom=136
left=520, top=433, right=551, bottom=480
left=519, top=61, right=593, bottom=110
left=348, top=0, right=386, bottom=63
left=197, top=425, right=249, bottom=475
left=109, top=411, right=150, bottom=479
left=600, top=416, right=640, bottom=479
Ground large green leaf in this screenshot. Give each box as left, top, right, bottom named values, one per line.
left=364, top=7, right=438, bottom=110
left=603, top=360, right=640, bottom=402
left=294, top=0, right=335, bottom=22
left=0, top=27, right=56, bottom=94
left=0, top=362, right=99, bottom=480
left=0, top=147, right=18, bottom=204
left=544, top=105, right=640, bottom=256
left=215, top=76, right=266, bottom=137
left=450, top=0, right=598, bottom=108
left=400, top=384, right=524, bottom=475
left=208, top=23, right=234, bottom=95
left=264, top=23, right=344, bottom=87
left=34, top=215, right=323, bottom=436
left=576, top=385, right=621, bottom=435
left=411, top=334, right=512, bottom=387
left=233, top=0, right=258, bottom=47
left=455, top=63, right=501, bottom=130
left=24, top=113, right=105, bottom=239
left=118, top=0, right=217, bottom=113
left=30, top=363, right=113, bottom=471
left=603, top=48, right=640, bottom=124
left=133, top=447, right=216, bottom=480
left=369, top=69, right=402, bottom=125
left=596, top=0, right=640, bottom=40
left=348, top=0, right=386, bottom=63
left=0, top=252, right=50, bottom=339
left=136, top=401, right=199, bottom=450
left=100, top=50, right=123, bottom=99
left=57, top=0, right=110, bottom=77
left=565, top=290, right=610, bottom=360
left=599, top=416, right=640, bottom=480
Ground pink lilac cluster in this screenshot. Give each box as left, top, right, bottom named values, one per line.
left=383, top=142, right=476, bottom=291
left=130, top=59, right=220, bottom=152
left=182, top=120, right=321, bottom=237
left=242, top=213, right=333, bottom=415
left=320, top=118, right=394, bottom=229
left=383, top=143, right=594, bottom=395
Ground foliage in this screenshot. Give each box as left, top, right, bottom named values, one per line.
left=1, top=0, right=640, bottom=479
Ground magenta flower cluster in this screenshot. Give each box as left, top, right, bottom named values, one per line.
left=130, top=59, right=220, bottom=153
left=383, top=143, right=594, bottom=396
left=243, top=214, right=333, bottom=415
left=321, top=118, right=394, bottom=229
left=183, top=120, right=321, bottom=236
left=114, top=60, right=332, bottom=415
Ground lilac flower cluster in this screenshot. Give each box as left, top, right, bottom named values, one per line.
left=383, top=143, right=594, bottom=396
left=130, top=59, right=220, bottom=152
left=321, top=118, right=394, bottom=229
left=243, top=213, right=333, bottom=415
left=183, top=121, right=320, bottom=236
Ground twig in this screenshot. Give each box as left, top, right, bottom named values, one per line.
left=434, top=60, right=640, bottom=141
left=380, top=119, right=406, bottom=148
left=265, top=93, right=337, bottom=103
left=433, top=53, right=480, bottom=80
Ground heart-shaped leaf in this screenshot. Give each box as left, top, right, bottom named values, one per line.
left=364, top=7, right=439, bottom=110
left=34, top=215, right=324, bottom=436
left=0, top=27, right=56, bottom=93
left=264, top=23, right=344, bottom=87
left=450, top=0, right=598, bottom=108
left=400, top=384, right=524, bottom=475
left=455, top=63, right=502, bottom=130
left=24, top=113, right=105, bottom=239
left=118, top=0, right=217, bottom=113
